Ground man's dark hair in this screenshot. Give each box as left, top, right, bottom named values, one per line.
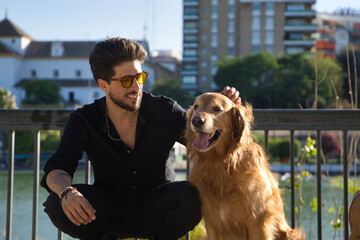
left=89, top=37, right=147, bottom=84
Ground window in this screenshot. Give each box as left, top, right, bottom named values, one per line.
left=202, top=7, right=207, bottom=13
left=93, top=92, right=99, bottom=99
left=265, top=31, right=274, bottom=44
left=201, top=76, right=207, bottom=82
left=286, top=4, right=305, bottom=11
left=286, top=47, right=304, bottom=54
left=289, top=33, right=304, bottom=40
left=184, top=7, right=197, bottom=15
left=31, top=70, right=36, bottom=78
left=252, top=17, right=260, bottom=30
left=287, top=19, right=305, bottom=26
left=201, top=62, right=207, bottom=68
left=184, top=64, right=197, bottom=70
left=211, top=33, right=218, bottom=47
left=212, top=0, right=218, bottom=5
left=228, top=0, right=235, bottom=5
left=76, top=70, right=81, bottom=77
left=252, top=2, right=261, bottom=15
left=228, top=19, right=234, bottom=32
left=184, top=49, right=197, bottom=56
left=11, top=39, right=15, bottom=43
left=201, top=20, right=207, bottom=27
left=184, top=35, right=197, bottom=42
left=252, top=45, right=260, bottom=53
left=228, top=33, right=235, bottom=47
left=265, top=17, right=274, bottom=30
left=184, top=22, right=197, bottom=29
left=212, top=19, right=218, bottom=33
left=211, top=47, right=217, bottom=56
left=266, top=46, right=274, bottom=55
left=53, top=70, right=59, bottom=78
left=69, top=92, right=75, bottom=103
left=182, top=76, right=196, bottom=84
left=252, top=31, right=261, bottom=45
left=266, top=2, right=274, bottom=15
left=201, top=35, right=207, bottom=41
left=228, top=47, right=235, bottom=57
left=229, top=5, right=235, bottom=16
left=212, top=6, right=218, bottom=19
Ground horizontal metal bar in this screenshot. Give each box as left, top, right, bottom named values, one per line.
left=1, top=109, right=360, bottom=131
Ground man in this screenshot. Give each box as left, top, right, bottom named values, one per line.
left=41, top=37, right=240, bottom=240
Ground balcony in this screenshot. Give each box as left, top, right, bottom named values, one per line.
left=183, top=0, right=199, bottom=6
left=284, top=10, right=316, bottom=17
left=1, top=109, right=360, bottom=240
left=182, top=55, right=198, bottom=62
left=183, top=15, right=199, bottom=20
left=183, top=41, right=199, bottom=48
left=284, top=39, right=316, bottom=46
left=284, top=23, right=317, bottom=32
left=183, top=27, right=199, bottom=34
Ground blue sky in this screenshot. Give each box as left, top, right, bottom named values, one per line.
left=0, top=0, right=359, bottom=53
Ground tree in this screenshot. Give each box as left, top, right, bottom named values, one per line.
left=0, top=88, right=17, bottom=109
left=214, top=52, right=278, bottom=108
left=22, top=79, right=63, bottom=105
left=0, top=88, right=17, bottom=164
left=150, top=79, right=194, bottom=109
left=337, top=48, right=360, bottom=108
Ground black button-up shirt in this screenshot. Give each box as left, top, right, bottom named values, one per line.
left=41, top=92, right=187, bottom=192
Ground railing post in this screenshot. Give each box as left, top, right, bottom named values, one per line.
left=290, top=130, right=295, bottom=229
left=316, top=130, right=322, bottom=240
left=32, top=130, right=40, bottom=240
left=343, top=130, right=349, bottom=240
left=85, top=153, right=91, bottom=184
left=6, top=130, right=15, bottom=240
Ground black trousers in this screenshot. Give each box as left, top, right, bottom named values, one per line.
left=43, top=181, right=202, bottom=240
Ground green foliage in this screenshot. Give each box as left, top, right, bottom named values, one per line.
left=0, top=88, right=17, bottom=109
left=5, top=130, right=60, bottom=153
left=150, top=79, right=195, bottom=109
left=330, top=176, right=360, bottom=195
left=214, top=53, right=344, bottom=108
left=268, top=137, right=301, bottom=160
left=22, top=79, right=63, bottom=105
left=215, top=52, right=278, bottom=108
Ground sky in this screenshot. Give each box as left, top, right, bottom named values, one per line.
left=0, top=0, right=360, bottom=54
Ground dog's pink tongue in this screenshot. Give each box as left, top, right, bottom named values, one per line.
left=192, top=132, right=210, bottom=151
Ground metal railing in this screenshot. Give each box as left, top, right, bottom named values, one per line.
left=1, top=109, right=360, bottom=240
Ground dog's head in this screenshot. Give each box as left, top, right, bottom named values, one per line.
left=185, top=92, right=253, bottom=155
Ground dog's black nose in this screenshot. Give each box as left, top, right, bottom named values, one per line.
left=192, top=116, right=205, bottom=128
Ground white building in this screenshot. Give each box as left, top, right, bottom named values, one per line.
left=0, top=17, right=155, bottom=108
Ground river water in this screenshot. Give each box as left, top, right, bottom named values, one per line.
left=0, top=171, right=354, bottom=240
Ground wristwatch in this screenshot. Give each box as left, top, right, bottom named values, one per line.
left=60, top=186, right=77, bottom=202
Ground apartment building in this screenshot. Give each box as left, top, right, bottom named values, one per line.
left=314, top=9, right=360, bottom=58
left=182, top=0, right=317, bottom=92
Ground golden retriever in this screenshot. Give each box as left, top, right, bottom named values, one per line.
left=185, top=93, right=305, bottom=240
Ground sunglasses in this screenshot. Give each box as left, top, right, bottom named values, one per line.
left=108, top=71, right=149, bottom=88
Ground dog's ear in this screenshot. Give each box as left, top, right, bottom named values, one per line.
left=231, top=103, right=253, bottom=144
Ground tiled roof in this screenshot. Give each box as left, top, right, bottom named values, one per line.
left=0, top=18, right=31, bottom=38
left=0, top=41, right=21, bottom=56
left=15, top=79, right=99, bottom=88
left=24, top=41, right=98, bottom=58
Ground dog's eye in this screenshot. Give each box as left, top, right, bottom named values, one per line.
left=213, top=106, right=222, bottom=112
left=194, top=104, right=198, bottom=110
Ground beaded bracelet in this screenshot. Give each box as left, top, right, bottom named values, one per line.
left=60, top=187, right=76, bottom=202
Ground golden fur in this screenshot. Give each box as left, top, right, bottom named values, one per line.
left=185, top=93, right=305, bottom=240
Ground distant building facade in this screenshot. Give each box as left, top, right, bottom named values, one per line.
left=314, top=9, right=360, bottom=58
left=182, top=0, right=317, bottom=92
left=0, top=17, right=157, bottom=108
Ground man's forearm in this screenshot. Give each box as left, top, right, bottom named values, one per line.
left=46, top=169, right=73, bottom=198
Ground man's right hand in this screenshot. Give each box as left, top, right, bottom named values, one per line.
left=60, top=188, right=96, bottom=226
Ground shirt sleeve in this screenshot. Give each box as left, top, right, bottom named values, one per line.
left=171, top=100, right=187, bottom=145
left=40, top=112, right=87, bottom=192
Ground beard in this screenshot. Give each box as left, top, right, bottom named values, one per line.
left=109, top=90, right=142, bottom=112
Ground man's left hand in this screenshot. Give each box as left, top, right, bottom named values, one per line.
left=221, top=86, right=241, bottom=105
